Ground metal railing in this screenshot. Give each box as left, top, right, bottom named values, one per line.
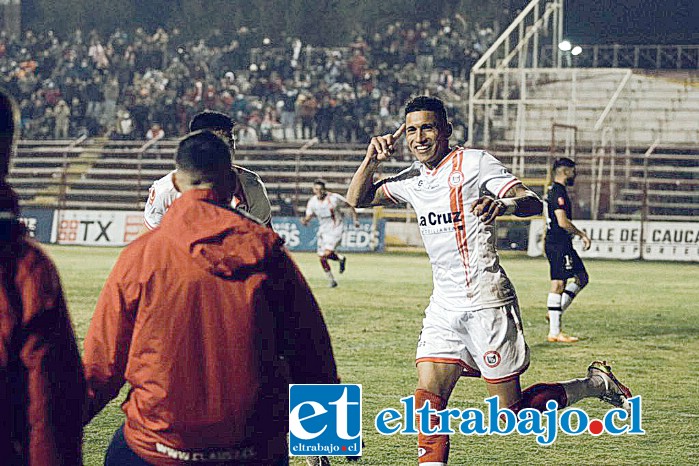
left=539, top=44, right=699, bottom=70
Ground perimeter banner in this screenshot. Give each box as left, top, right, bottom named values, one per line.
left=51, top=210, right=143, bottom=246
left=272, top=217, right=386, bottom=252
left=527, top=219, right=699, bottom=262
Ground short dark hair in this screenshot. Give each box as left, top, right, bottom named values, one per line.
left=313, top=179, right=326, bottom=188
left=553, top=157, right=576, bottom=171
left=405, top=96, right=448, bottom=127
left=189, top=111, right=235, bottom=133
left=175, top=131, right=231, bottom=175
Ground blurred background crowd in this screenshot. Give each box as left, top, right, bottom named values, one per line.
left=0, top=17, right=496, bottom=143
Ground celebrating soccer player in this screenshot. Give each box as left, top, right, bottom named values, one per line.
left=347, top=95, right=632, bottom=465
left=143, top=111, right=273, bottom=230
left=301, top=178, right=359, bottom=288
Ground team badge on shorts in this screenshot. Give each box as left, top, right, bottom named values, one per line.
left=484, top=351, right=501, bottom=368
left=448, top=170, right=464, bottom=188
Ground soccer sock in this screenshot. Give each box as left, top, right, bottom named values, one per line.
left=558, top=376, right=605, bottom=406
left=415, top=388, right=449, bottom=465
left=547, top=293, right=562, bottom=336
left=326, top=251, right=342, bottom=261
left=514, top=383, right=568, bottom=412
left=320, top=257, right=331, bottom=272
left=561, top=282, right=583, bottom=311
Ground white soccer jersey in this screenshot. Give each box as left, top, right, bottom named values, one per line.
left=144, top=167, right=272, bottom=230
left=382, top=147, right=521, bottom=312
left=305, top=192, right=347, bottom=231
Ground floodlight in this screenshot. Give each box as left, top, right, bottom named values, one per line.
left=558, top=40, right=572, bottom=52
left=571, top=46, right=582, bottom=56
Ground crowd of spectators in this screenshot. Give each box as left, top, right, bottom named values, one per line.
left=0, top=17, right=495, bottom=143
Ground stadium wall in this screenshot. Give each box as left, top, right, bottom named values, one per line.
left=528, top=219, right=699, bottom=262
left=21, top=209, right=385, bottom=252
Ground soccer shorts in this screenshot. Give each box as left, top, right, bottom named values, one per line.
left=316, top=224, right=344, bottom=255
left=545, top=242, right=587, bottom=280
left=415, top=300, right=530, bottom=383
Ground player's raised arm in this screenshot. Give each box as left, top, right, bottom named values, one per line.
left=346, top=124, right=405, bottom=207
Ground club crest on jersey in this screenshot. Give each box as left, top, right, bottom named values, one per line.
left=484, top=351, right=501, bottom=368
left=148, top=188, right=156, bottom=205
left=557, top=197, right=565, bottom=207
left=448, top=170, right=464, bottom=188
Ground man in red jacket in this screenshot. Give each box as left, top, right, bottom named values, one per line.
left=83, top=130, right=339, bottom=465
left=1, top=89, right=86, bottom=465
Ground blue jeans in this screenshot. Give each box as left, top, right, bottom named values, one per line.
left=104, top=425, right=151, bottom=465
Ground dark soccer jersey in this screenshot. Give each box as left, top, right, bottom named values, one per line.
left=545, top=182, right=573, bottom=245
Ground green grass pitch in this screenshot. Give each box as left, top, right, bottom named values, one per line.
left=45, top=245, right=699, bottom=465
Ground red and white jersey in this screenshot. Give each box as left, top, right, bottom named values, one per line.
left=144, top=171, right=179, bottom=230
left=305, top=192, right=346, bottom=231
left=144, top=168, right=272, bottom=230
left=381, top=147, right=521, bottom=312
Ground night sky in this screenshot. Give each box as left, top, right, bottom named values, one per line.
left=564, top=0, right=699, bottom=44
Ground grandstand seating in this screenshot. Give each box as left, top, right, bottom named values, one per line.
left=9, top=138, right=697, bottom=222
left=498, top=70, right=699, bottom=148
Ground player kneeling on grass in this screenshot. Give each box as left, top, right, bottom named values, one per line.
left=347, top=95, right=633, bottom=466
left=83, top=131, right=339, bottom=466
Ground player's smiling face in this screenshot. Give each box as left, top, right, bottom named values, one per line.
left=405, top=111, right=451, bottom=168
left=313, top=183, right=327, bottom=199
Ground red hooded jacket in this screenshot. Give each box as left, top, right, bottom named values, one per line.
left=0, top=238, right=85, bottom=465
left=83, top=189, right=338, bottom=465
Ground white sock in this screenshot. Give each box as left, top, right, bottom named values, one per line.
left=547, top=293, right=562, bottom=336
left=561, top=282, right=582, bottom=311
left=559, top=376, right=605, bottom=406
left=325, top=270, right=335, bottom=283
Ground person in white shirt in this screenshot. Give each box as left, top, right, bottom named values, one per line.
left=144, top=111, right=272, bottom=230
left=347, top=96, right=632, bottom=466
left=302, top=179, right=359, bottom=288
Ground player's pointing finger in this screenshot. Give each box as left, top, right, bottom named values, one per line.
left=392, top=123, right=406, bottom=140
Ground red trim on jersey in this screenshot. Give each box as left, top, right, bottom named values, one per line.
left=415, top=357, right=481, bottom=377
left=449, top=151, right=471, bottom=287
left=426, top=147, right=460, bottom=176
left=381, top=183, right=399, bottom=204
left=143, top=216, right=157, bottom=231
left=497, top=178, right=520, bottom=198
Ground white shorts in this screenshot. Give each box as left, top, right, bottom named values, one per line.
left=317, top=224, right=343, bottom=255
left=415, top=300, right=530, bottom=383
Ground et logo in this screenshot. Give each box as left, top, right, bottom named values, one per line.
left=289, top=384, right=362, bottom=457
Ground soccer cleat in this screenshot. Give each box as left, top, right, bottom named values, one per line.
left=547, top=332, right=579, bottom=343
left=329, top=280, right=338, bottom=288
left=587, top=360, right=633, bottom=413
left=339, top=256, right=347, bottom=274
left=306, top=456, right=331, bottom=466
